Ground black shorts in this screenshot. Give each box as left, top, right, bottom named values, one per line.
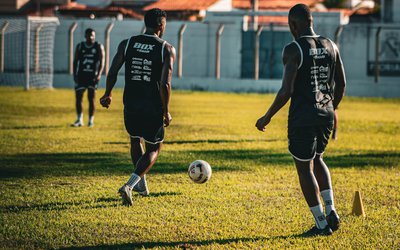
left=74, top=79, right=98, bottom=91
left=124, top=110, right=164, bottom=144
left=288, top=124, right=333, bottom=161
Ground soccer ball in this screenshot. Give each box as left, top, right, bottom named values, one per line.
left=188, top=160, right=212, bottom=184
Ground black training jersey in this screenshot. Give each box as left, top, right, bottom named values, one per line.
left=288, top=35, right=336, bottom=128
left=75, top=42, right=102, bottom=83
left=123, top=34, right=166, bottom=115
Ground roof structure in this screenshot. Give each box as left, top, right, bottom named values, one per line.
left=57, top=1, right=143, bottom=18
left=143, top=0, right=220, bottom=11
left=232, top=0, right=321, bottom=10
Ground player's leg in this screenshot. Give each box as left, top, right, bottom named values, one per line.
left=119, top=141, right=161, bottom=205
left=72, top=88, right=85, bottom=126
left=314, top=125, right=340, bottom=231
left=289, top=126, right=331, bottom=235
left=130, top=137, right=144, bottom=165
left=87, top=87, right=96, bottom=127
left=130, top=137, right=149, bottom=196
left=331, top=110, right=338, bottom=140
left=134, top=141, right=161, bottom=177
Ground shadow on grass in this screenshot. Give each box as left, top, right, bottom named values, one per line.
left=104, top=138, right=282, bottom=145
left=1, top=192, right=181, bottom=213
left=60, top=233, right=317, bottom=250
left=0, top=150, right=398, bottom=179
left=0, top=125, right=63, bottom=130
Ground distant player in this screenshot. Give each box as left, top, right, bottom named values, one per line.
left=255, top=4, right=346, bottom=236
left=100, top=8, right=175, bottom=206
left=72, top=28, right=105, bottom=127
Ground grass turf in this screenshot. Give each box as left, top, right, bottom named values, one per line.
left=0, top=87, right=399, bottom=249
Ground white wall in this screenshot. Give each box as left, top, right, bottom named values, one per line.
left=393, top=0, right=400, bottom=23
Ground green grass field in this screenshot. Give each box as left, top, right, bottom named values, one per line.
left=0, top=86, right=399, bottom=249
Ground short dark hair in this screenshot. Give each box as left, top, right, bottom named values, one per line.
left=289, top=4, right=312, bottom=24
left=144, top=8, right=167, bottom=29
left=85, top=28, right=95, bottom=35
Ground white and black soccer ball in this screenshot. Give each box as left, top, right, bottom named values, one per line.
left=188, top=160, right=212, bottom=184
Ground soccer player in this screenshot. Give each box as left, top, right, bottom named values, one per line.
left=72, top=28, right=105, bottom=127
left=100, top=8, right=175, bottom=206
left=255, top=4, right=346, bottom=236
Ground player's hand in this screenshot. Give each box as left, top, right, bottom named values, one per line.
left=255, top=115, right=271, bottom=132
left=95, top=75, right=101, bottom=83
left=163, top=112, right=172, bottom=127
left=100, top=94, right=112, bottom=109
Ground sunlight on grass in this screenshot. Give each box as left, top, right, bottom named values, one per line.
left=0, top=87, right=399, bottom=249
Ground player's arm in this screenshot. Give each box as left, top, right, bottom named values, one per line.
left=255, top=43, right=299, bottom=132
left=332, top=43, right=346, bottom=110
left=100, top=40, right=127, bottom=108
left=72, top=44, right=80, bottom=83
left=160, top=43, right=176, bottom=127
left=96, top=44, right=105, bottom=82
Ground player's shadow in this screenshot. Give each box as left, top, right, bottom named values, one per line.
left=0, top=125, right=63, bottom=130
left=164, top=138, right=282, bottom=144
left=60, top=234, right=311, bottom=250
left=0, top=196, right=121, bottom=213
left=1, top=192, right=181, bottom=213
left=1, top=150, right=398, bottom=179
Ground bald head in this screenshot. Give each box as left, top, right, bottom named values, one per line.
left=289, top=4, right=313, bottom=26
left=288, top=4, right=314, bottom=39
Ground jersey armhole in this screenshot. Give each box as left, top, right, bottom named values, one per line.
left=326, top=38, right=337, bottom=64
left=161, top=41, right=166, bottom=63
left=292, top=41, right=303, bottom=69
left=124, top=37, right=132, bottom=58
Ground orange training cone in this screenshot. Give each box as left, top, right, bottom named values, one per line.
left=352, top=191, right=366, bottom=217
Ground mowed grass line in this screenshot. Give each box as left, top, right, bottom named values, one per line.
left=0, top=87, right=399, bottom=249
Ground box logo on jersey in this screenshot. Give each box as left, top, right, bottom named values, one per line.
left=133, top=42, right=155, bottom=53
left=309, top=48, right=328, bottom=59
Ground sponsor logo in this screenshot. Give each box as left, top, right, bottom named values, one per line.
left=143, top=59, right=152, bottom=65
left=131, top=70, right=142, bottom=74
left=309, top=48, right=328, bottom=56
left=132, top=75, right=141, bottom=81
left=143, top=71, right=152, bottom=75
left=92, top=48, right=97, bottom=54
left=133, top=43, right=155, bottom=50
left=319, top=73, right=328, bottom=78
left=132, top=65, right=142, bottom=70
left=143, top=65, right=152, bottom=71
left=132, top=57, right=143, bottom=61
left=133, top=42, right=155, bottom=53
left=132, top=60, right=142, bottom=65
left=143, top=75, right=151, bottom=82
left=319, top=65, right=329, bottom=72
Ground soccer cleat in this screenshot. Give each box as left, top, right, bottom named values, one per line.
left=88, top=121, right=94, bottom=127
left=71, top=120, right=84, bottom=127
left=302, top=226, right=333, bottom=237
left=326, top=210, right=340, bottom=231
left=118, top=185, right=133, bottom=206
left=132, top=175, right=149, bottom=196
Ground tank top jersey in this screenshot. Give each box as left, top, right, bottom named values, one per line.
left=76, top=41, right=101, bottom=83
left=288, top=35, right=337, bottom=128
left=123, top=34, right=166, bottom=115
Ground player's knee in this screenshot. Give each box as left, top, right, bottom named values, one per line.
left=88, top=90, right=95, bottom=100
left=130, top=137, right=141, bottom=145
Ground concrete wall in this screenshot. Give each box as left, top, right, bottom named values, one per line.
left=53, top=18, right=242, bottom=79
left=1, top=12, right=400, bottom=97
left=339, top=23, right=400, bottom=97
left=394, top=0, right=400, bottom=23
